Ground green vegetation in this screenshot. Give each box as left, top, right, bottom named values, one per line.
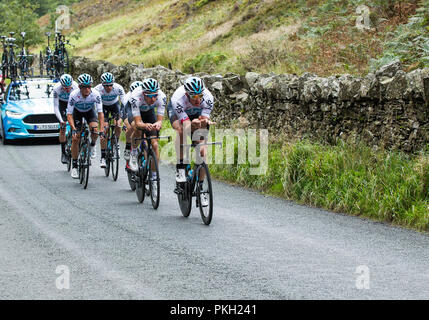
left=54, top=0, right=427, bottom=76
left=0, top=0, right=43, bottom=46
left=208, top=137, right=429, bottom=232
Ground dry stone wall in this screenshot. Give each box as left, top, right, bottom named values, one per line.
left=71, top=56, right=429, bottom=152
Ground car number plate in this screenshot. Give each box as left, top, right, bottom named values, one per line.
left=34, top=124, right=59, bottom=130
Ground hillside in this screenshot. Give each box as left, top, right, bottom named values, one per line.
left=38, top=0, right=428, bottom=76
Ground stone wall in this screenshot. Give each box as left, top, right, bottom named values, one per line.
left=71, top=56, right=429, bottom=152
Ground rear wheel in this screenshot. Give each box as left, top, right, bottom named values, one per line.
left=178, top=166, right=192, bottom=217
left=148, top=151, right=160, bottom=209
left=196, top=162, right=213, bottom=225
left=127, top=165, right=136, bottom=191
left=135, top=154, right=146, bottom=203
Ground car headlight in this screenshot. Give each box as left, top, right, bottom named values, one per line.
left=5, top=110, right=24, bottom=118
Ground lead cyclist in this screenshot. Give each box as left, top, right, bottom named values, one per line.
left=167, top=76, right=215, bottom=199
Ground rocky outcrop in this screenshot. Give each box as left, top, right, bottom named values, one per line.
left=71, top=57, right=429, bottom=152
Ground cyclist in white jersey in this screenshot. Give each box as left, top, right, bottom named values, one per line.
left=67, top=73, right=105, bottom=179
left=128, top=78, right=166, bottom=179
left=122, top=81, right=143, bottom=161
left=94, top=72, right=126, bottom=168
left=53, top=74, right=78, bottom=164
left=167, top=76, right=215, bottom=185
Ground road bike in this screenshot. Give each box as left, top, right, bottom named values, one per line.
left=53, top=31, right=71, bottom=77
left=128, top=132, right=170, bottom=209
left=7, top=33, right=18, bottom=80
left=17, top=32, right=33, bottom=78
left=103, top=114, right=120, bottom=181
left=175, top=140, right=221, bottom=225
left=1, top=36, right=9, bottom=80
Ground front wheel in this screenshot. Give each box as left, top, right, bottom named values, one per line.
left=111, top=135, right=119, bottom=181
left=196, top=163, right=213, bottom=225
left=83, top=144, right=90, bottom=189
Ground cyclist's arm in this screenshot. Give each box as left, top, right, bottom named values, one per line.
left=66, top=97, right=76, bottom=131
left=53, top=91, right=64, bottom=123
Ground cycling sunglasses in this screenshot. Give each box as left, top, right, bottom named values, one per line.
left=103, top=84, right=113, bottom=87
left=144, top=93, right=158, bottom=98
left=188, top=93, right=203, bottom=99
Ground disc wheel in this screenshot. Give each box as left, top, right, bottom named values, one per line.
left=196, top=163, right=213, bottom=225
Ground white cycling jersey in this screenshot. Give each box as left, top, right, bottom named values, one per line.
left=130, top=87, right=167, bottom=118
left=67, top=88, right=103, bottom=114
left=94, top=83, right=126, bottom=106
left=170, top=85, right=214, bottom=122
left=123, top=91, right=132, bottom=107
left=53, top=81, right=79, bottom=122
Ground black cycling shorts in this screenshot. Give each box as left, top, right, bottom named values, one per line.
left=72, top=108, right=98, bottom=131
left=102, top=102, right=120, bottom=121
left=167, top=101, right=210, bottom=133
left=58, top=100, right=68, bottom=123
left=130, top=108, right=158, bottom=137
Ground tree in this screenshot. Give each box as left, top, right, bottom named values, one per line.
left=0, top=0, right=43, bottom=47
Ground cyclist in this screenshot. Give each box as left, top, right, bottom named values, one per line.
left=67, top=73, right=104, bottom=179
left=122, top=81, right=143, bottom=161
left=128, top=78, right=166, bottom=190
left=167, top=76, right=214, bottom=194
left=53, top=74, right=78, bottom=164
left=94, top=72, right=126, bottom=168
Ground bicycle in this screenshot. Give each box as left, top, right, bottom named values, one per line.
left=75, top=120, right=104, bottom=189
left=17, top=32, right=33, bottom=78
left=7, top=33, right=18, bottom=80
left=175, top=140, right=221, bottom=225
left=53, top=32, right=71, bottom=77
left=103, top=114, right=120, bottom=181
left=129, top=132, right=171, bottom=209
left=1, top=36, right=9, bottom=80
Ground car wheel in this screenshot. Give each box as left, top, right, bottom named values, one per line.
left=1, top=117, right=8, bottom=145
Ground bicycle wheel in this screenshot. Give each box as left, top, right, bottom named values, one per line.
left=135, top=154, right=146, bottom=203
left=111, top=135, right=119, bottom=181
left=148, top=150, right=160, bottom=209
left=83, top=144, right=90, bottom=189
left=127, top=165, right=136, bottom=191
left=65, top=131, right=72, bottom=172
left=79, top=146, right=85, bottom=185
left=178, top=176, right=192, bottom=218
left=104, top=138, right=111, bottom=177
left=196, top=162, right=213, bottom=225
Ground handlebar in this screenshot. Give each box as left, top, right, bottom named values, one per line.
left=134, top=135, right=172, bottom=142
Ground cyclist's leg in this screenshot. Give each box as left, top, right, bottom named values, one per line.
left=113, top=102, right=122, bottom=139
left=70, top=110, right=82, bottom=177
left=100, top=105, right=110, bottom=161
left=141, top=109, right=159, bottom=168
left=59, top=100, right=68, bottom=161
left=85, top=109, right=99, bottom=157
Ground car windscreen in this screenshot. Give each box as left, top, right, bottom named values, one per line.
left=8, top=82, right=55, bottom=101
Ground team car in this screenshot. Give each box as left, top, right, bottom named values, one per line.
left=0, top=77, right=60, bottom=144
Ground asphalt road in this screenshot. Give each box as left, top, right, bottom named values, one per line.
left=1, top=138, right=429, bottom=300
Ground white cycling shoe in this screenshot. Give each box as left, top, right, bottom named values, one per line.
left=129, top=153, right=138, bottom=172
left=71, top=167, right=79, bottom=179
left=100, top=158, right=106, bottom=168
left=90, top=145, right=97, bottom=159
left=124, top=149, right=131, bottom=161
left=175, top=169, right=186, bottom=183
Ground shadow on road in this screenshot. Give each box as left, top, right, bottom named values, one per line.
left=0, top=137, right=58, bottom=146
